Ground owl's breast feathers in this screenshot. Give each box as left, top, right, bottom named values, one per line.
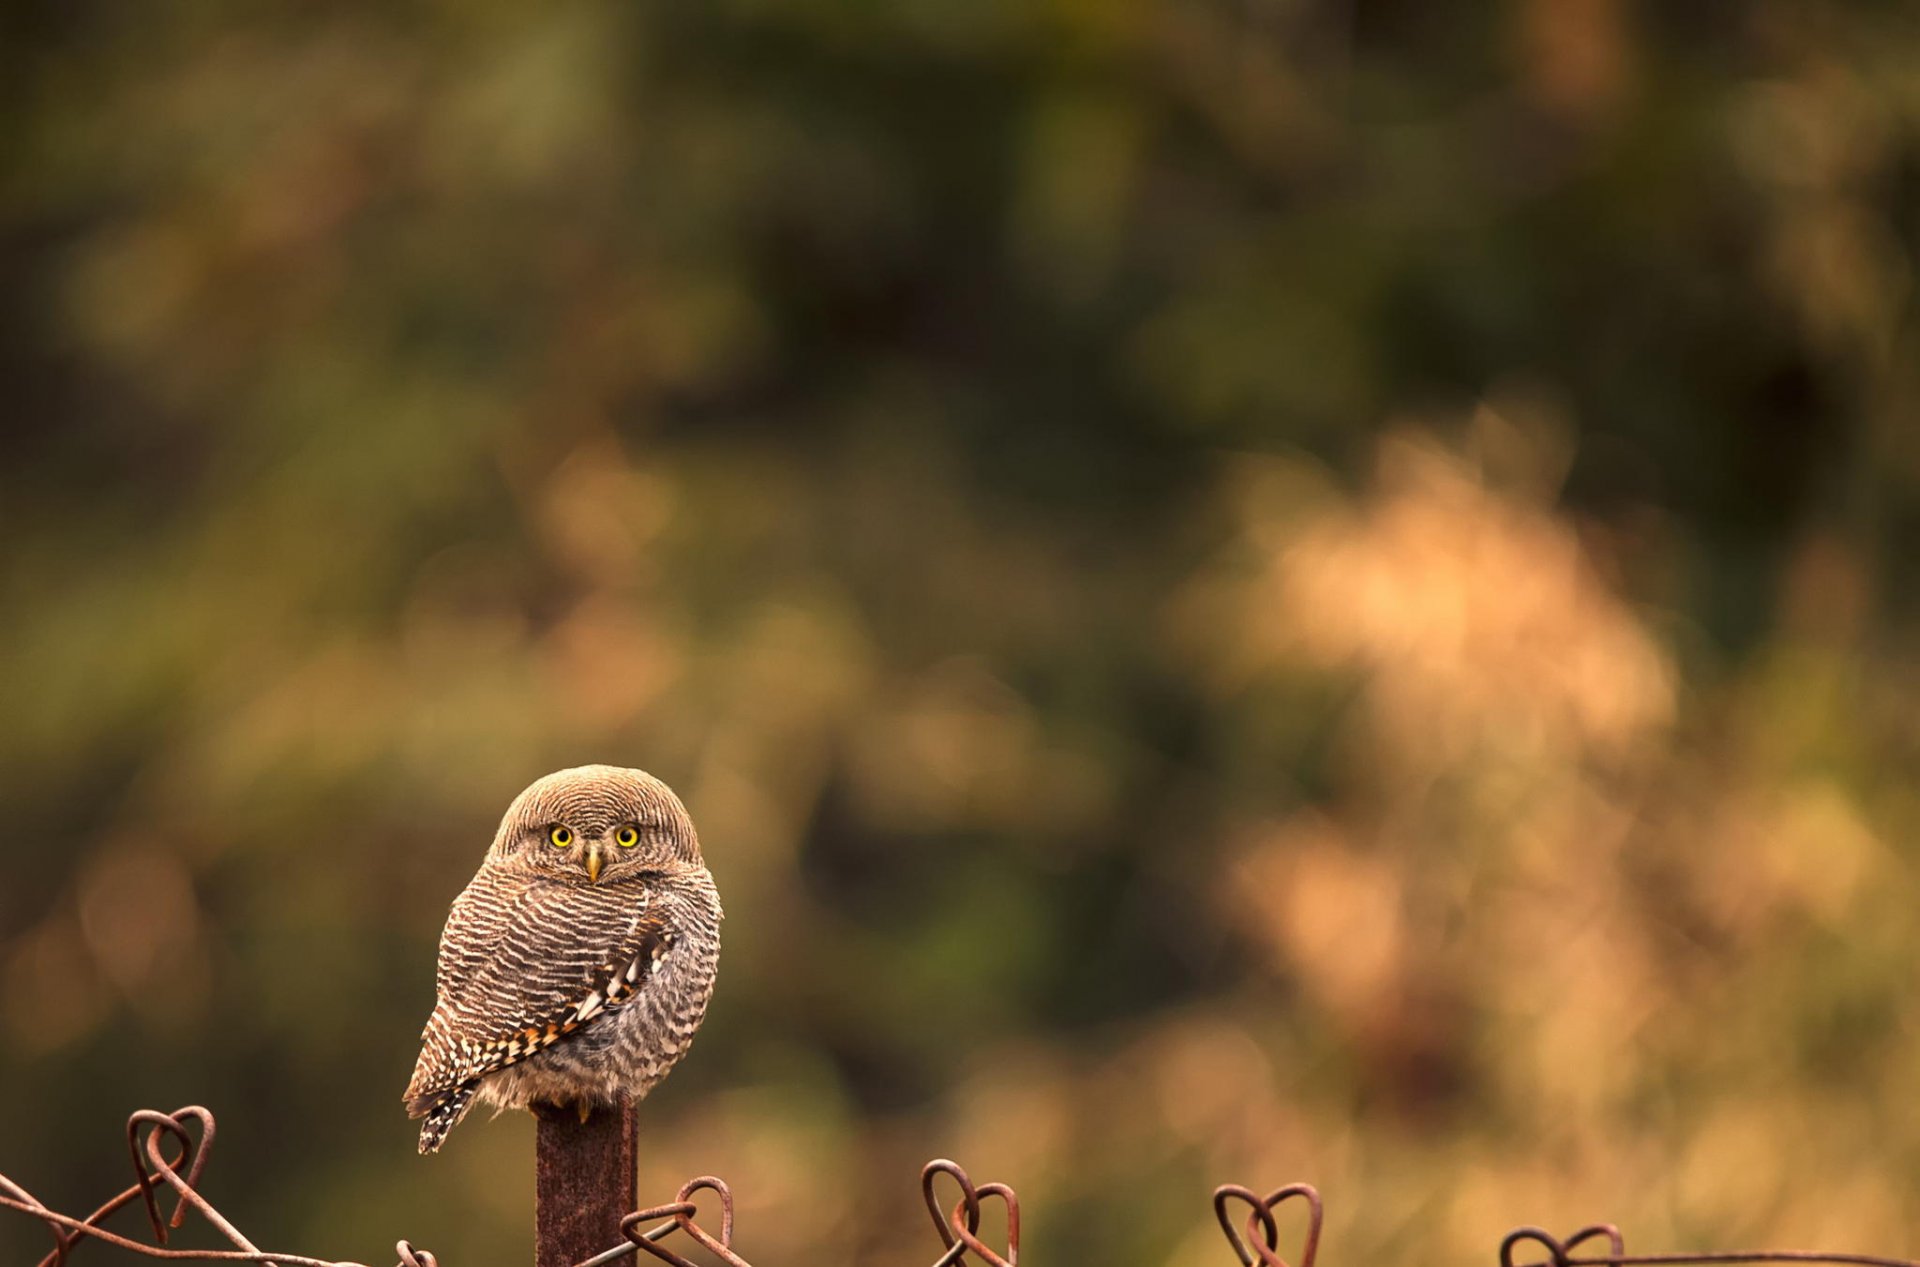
left=404, top=868, right=673, bottom=1152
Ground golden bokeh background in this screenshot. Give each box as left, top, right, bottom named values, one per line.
left=4, top=2, right=1920, bottom=1265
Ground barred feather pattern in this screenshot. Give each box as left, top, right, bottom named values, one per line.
left=403, top=770, right=723, bottom=1154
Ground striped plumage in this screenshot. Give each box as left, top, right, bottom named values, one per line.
left=404, top=766, right=722, bottom=1154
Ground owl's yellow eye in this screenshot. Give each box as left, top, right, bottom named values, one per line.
left=549, top=825, right=573, bottom=848
left=615, top=825, right=639, bottom=848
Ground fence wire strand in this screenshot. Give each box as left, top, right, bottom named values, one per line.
left=5, top=1104, right=1919, bottom=1267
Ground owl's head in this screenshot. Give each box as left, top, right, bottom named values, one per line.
left=490, top=765, right=703, bottom=884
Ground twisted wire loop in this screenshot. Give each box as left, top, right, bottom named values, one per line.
left=920, top=1159, right=1018, bottom=1267
left=1497, top=1224, right=1920, bottom=1267
left=1212, top=1184, right=1322, bottom=1267
left=1501, top=1225, right=1629, bottom=1267
left=605, top=1176, right=749, bottom=1267
left=0, top=1106, right=435, bottom=1267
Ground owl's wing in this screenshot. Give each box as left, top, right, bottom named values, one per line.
left=404, top=868, right=672, bottom=1120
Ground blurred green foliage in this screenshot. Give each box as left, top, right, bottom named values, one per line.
left=4, top=1, right=1920, bottom=1265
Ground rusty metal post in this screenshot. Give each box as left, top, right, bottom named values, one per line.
left=535, top=1097, right=636, bottom=1267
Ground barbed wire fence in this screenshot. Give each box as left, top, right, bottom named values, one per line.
left=7, top=1104, right=1920, bottom=1267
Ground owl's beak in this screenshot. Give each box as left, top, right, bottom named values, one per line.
left=584, top=843, right=606, bottom=884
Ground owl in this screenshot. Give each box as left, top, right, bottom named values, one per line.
left=404, top=765, right=723, bottom=1154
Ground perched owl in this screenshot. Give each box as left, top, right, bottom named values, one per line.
left=404, top=765, right=722, bottom=1154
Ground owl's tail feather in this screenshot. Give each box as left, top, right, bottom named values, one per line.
left=413, top=1082, right=478, bottom=1155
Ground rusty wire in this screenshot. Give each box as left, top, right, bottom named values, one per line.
left=1213, top=1183, right=1323, bottom=1267
left=0, top=1105, right=436, bottom=1267
left=920, top=1160, right=1018, bottom=1267
left=570, top=1155, right=1022, bottom=1267
left=1202, top=1181, right=1920, bottom=1267
left=1497, top=1225, right=1920, bottom=1267
left=12, top=1102, right=1920, bottom=1267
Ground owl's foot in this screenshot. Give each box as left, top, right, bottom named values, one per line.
left=530, top=1098, right=596, bottom=1126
